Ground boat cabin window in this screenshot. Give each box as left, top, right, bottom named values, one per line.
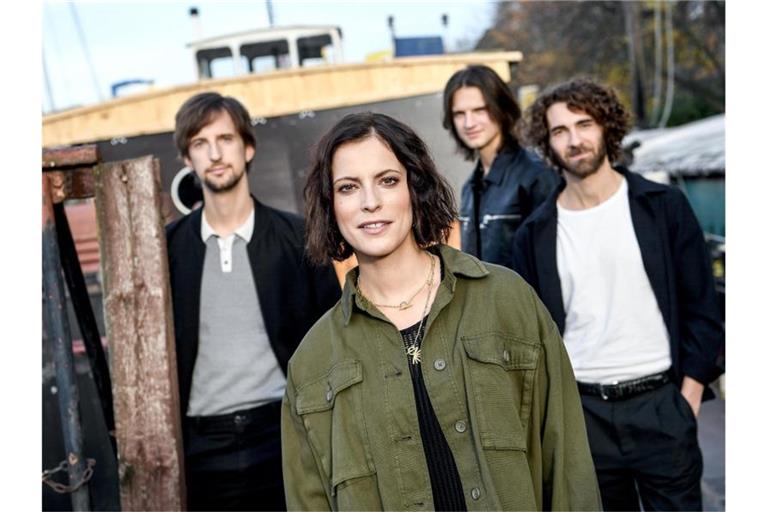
left=192, top=28, right=343, bottom=79
left=196, top=47, right=247, bottom=79
left=298, top=34, right=336, bottom=66
left=240, top=40, right=290, bottom=73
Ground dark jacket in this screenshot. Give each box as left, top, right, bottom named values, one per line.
left=282, top=245, right=601, bottom=511
left=165, top=198, right=342, bottom=416
left=459, top=143, right=561, bottom=269
left=512, top=167, right=724, bottom=398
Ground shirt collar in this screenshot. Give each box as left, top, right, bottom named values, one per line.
left=200, top=206, right=255, bottom=243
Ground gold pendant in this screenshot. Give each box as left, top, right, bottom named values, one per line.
left=406, top=345, right=422, bottom=365
left=398, top=301, right=412, bottom=310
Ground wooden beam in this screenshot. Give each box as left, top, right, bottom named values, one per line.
left=43, top=144, right=100, bottom=168
left=93, top=156, right=185, bottom=511
left=42, top=145, right=100, bottom=202
left=46, top=168, right=96, bottom=203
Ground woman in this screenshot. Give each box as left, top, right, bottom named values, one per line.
left=281, top=112, right=600, bottom=511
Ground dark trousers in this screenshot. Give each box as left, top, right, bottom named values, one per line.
left=184, top=400, right=286, bottom=511
left=581, top=382, right=703, bottom=511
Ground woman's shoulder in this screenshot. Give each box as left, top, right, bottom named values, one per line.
left=438, top=245, right=533, bottom=299
left=469, top=260, right=533, bottom=297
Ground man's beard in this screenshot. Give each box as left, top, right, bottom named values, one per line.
left=555, top=139, right=607, bottom=179
left=203, top=166, right=244, bottom=193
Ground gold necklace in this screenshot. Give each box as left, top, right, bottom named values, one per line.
left=356, top=253, right=435, bottom=310
left=405, top=260, right=436, bottom=365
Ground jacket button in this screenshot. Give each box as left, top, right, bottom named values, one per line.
left=326, top=390, right=333, bottom=402
left=503, top=349, right=511, bottom=363
left=454, top=420, right=467, bottom=433
left=434, top=358, right=446, bottom=371
left=471, top=487, right=481, bottom=500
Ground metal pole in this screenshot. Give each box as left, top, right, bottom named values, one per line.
left=53, top=202, right=116, bottom=456
left=43, top=175, right=91, bottom=511
left=266, top=0, right=274, bottom=27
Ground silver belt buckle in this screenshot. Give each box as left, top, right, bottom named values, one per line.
left=600, top=380, right=620, bottom=400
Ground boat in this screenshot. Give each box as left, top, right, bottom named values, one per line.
left=43, top=25, right=522, bottom=217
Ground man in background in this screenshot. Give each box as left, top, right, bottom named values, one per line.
left=166, top=92, right=341, bottom=510
left=514, top=78, right=724, bottom=511
left=442, top=64, right=559, bottom=268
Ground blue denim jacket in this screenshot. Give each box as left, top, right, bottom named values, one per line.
left=459, top=144, right=560, bottom=269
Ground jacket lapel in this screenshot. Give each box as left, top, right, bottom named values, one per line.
left=173, top=208, right=206, bottom=413
left=624, top=171, right=672, bottom=333
left=533, top=212, right=566, bottom=334
left=245, top=199, right=281, bottom=347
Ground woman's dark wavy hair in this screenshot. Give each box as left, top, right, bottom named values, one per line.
left=442, top=64, right=522, bottom=161
left=304, top=112, right=457, bottom=265
left=523, top=78, right=632, bottom=171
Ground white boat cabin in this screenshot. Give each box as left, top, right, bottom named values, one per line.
left=188, top=25, right=344, bottom=79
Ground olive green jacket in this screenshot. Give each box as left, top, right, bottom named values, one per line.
left=282, top=245, right=601, bottom=511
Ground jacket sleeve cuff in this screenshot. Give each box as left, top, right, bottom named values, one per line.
left=681, top=353, right=724, bottom=386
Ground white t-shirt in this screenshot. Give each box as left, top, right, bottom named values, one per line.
left=556, top=177, right=671, bottom=384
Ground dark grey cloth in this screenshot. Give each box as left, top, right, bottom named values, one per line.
left=188, top=237, right=285, bottom=416
left=581, top=383, right=703, bottom=511
left=185, top=401, right=285, bottom=511
left=458, top=143, right=560, bottom=269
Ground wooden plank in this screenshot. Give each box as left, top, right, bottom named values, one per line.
left=94, top=156, right=185, bottom=511
left=43, top=52, right=522, bottom=146
left=43, top=144, right=99, bottom=168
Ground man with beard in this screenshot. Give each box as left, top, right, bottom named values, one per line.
left=442, top=65, right=559, bottom=269
left=165, top=92, right=341, bottom=510
left=513, top=79, right=724, bottom=511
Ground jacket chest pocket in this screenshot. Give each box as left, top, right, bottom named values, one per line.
left=295, top=360, right=378, bottom=504
left=462, top=333, right=540, bottom=451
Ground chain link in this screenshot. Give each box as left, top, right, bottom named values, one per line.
left=42, top=458, right=96, bottom=494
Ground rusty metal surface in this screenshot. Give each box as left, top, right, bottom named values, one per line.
left=42, top=176, right=92, bottom=511
left=53, top=201, right=116, bottom=453
left=46, top=168, right=97, bottom=203
left=43, top=144, right=100, bottom=169
left=94, top=156, right=185, bottom=511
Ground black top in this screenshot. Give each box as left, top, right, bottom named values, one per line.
left=400, top=318, right=467, bottom=511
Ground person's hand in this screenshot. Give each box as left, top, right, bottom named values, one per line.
left=680, top=376, right=704, bottom=418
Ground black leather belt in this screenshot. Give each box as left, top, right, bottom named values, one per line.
left=185, top=400, right=281, bottom=431
left=577, top=370, right=672, bottom=401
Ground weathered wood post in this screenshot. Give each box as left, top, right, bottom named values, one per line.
left=93, top=155, right=185, bottom=511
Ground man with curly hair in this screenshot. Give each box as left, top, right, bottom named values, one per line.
left=513, top=78, right=724, bottom=511
left=442, top=65, right=559, bottom=269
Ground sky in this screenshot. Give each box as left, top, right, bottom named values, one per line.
left=42, top=0, right=496, bottom=112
